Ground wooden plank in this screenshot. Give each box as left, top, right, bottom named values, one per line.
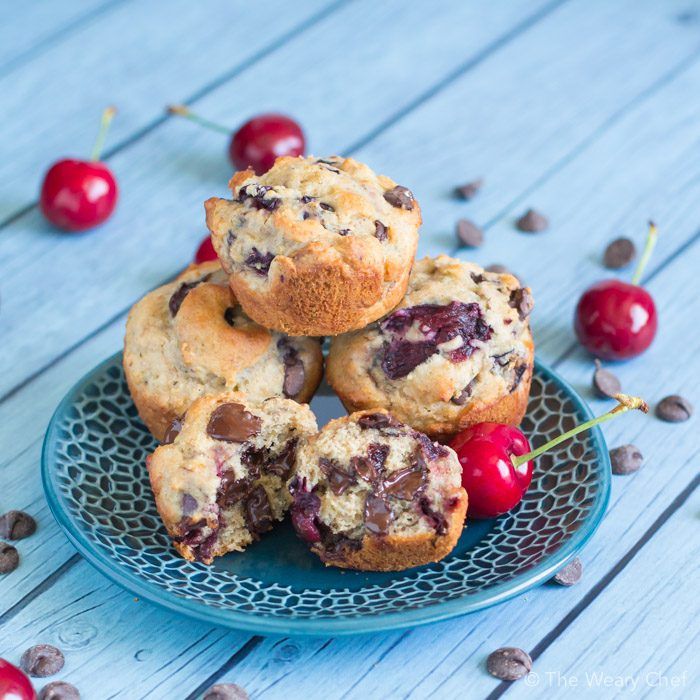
left=0, top=0, right=553, bottom=398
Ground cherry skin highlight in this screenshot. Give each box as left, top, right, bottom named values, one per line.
left=0, top=658, right=36, bottom=700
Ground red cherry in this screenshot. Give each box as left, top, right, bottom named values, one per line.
left=229, top=114, right=305, bottom=175
left=194, top=236, right=217, bottom=264
left=0, top=658, right=36, bottom=700
left=39, top=107, right=118, bottom=232
left=574, top=279, right=657, bottom=360
left=450, top=423, right=533, bottom=519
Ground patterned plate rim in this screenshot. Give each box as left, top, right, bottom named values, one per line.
left=42, top=352, right=611, bottom=636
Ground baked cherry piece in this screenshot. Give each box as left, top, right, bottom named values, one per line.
left=40, top=107, right=118, bottom=232
left=450, top=393, right=648, bottom=519
left=194, top=235, right=217, bottom=264
left=0, top=658, right=36, bottom=700
left=168, top=105, right=305, bottom=175
left=575, top=222, right=658, bottom=360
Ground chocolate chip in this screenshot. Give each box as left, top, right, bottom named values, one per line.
left=374, top=220, right=387, bottom=242
left=168, top=281, right=197, bottom=317
left=319, top=202, right=334, bottom=212
left=338, top=228, right=350, bottom=236
left=609, top=444, right=643, bottom=475
left=509, top=288, right=534, bottom=320
left=383, top=185, right=415, bottom=210
left=320, top=458, right=356, bottom=496
left=218, top=472, right=253, bottom=507
left=244, top=247, right=274, bottom=276
left=515, top=208, right=548, bottom=233
left=38, top=681, right=81, bottom=700
left=383, top=467, right=424, bottom=500
left=419, top=496, right=448, bottom=534
left=454, top=178, right=483, bottom=200
left=162, top=416, right=183, bottom=445
left=238, top=184, right=281, bottom=211
left=244, top=486, right=274, bottom=535
left=493, top=350, right=513, bottom=367
left=206, top=403, right=261, bottom=442
left=656, top=395, right=693, bottom=423
left=203, top=683, right=249, bottom=700
left=283, top=360, right=305, bottom=398
left=0, top=510, right=36, bottom=540
left=552, top=557, right=583, bottom=586
left=603, top=237, right=636, bottom=269
left=451, top=381, right=474, bottom=405
left=20, top=645, right=65, bottom=678
left=486, top=647, right=532, bottom=681
left=592, top=360, right=621, bottom=399
left=300, top=195, right=315, bottom=204
left=0, top=541, right=19, bottom=574
left=264, top=439, right=298, bottom=480
left=456, top=218, right=484, bottom=247
left=509, top=364, right=527, bottom=393
left=224, top=307, right=236, bottom=326
left=358, top=413, right=397, bottom=431
left=364, top=494, right=394, bottom=535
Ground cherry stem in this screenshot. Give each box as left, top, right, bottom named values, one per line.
left=90, top=106, right=117, bottom=162
left=512, top=393, right=649, bottom=468
left=631, top=221, right=658, bottom=286
left=167, top=104, right=230, bottom=135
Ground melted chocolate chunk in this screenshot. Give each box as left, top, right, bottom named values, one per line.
left=351, top=442, right=390, bottom=484
left=419, top=497, right=447, bottom=534
left=207, top=403, right=261, bottom=442
left=277, top=339, right=306, bottom=397
left=383, top=185, right=415, bottom=210
left=289, top=477, right=322, bottom=543
left=162, top=416, right=183, bottom=444
left=374, top=220, right=387, bottom=241
left=173, top=517, right=209, bottom=545
left=217, top=471, right=253, bottom=507
left=244, top=485, right=274, bottom=535
left=357, top=412, right=398, bottom=431
left=238, top=184, right=281, bottom=211
left=383, top=466, right=424, bottom=500
left=364, top=494, right=394, bottom=535
left=265, top=439, right=298, bottom=479
left=509, top=287, right=534, bottom=320
left=245, top=247, right=275, bottom=276
left=224, top=306, right=237, bottom=326
left=169, top=274, right=212, bottom=317
left=415, top=433, right=449, bottom=461
left=320, top=458, right=356, bottom=496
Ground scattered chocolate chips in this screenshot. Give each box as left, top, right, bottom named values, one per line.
left=655, top=395, right=693, bottom=423
left=374, top=220, right=388, bottom=242
left=203, top=684, right=249, bottom=700
left=515, top=208, right=548, bottom=233
left=364, top=494, right=394, bottom=535
left=244, top=247, right=275, bottom=276
left=552, top=557, right=583, bottom=586
left=509, top=288, right=534, bottom=320
left=20, top=645, right=65, bottom=678
left=224, top=306, right=236, bottom=326
left=38, top=681, right=81, bottom=700
left=383, top=185, right=415, bottom=210
left=603, top=237, right=636, bottom=269
left=206, top=403, right=261, bottom=442
left=244, top=486, right=274, bottom=535
left=454, top=178, right=483, bottom=200
left=0, top=510, right=36, bottom=540
left=592, top=360, right=621, bottom=399
left=162, top=417, right=183, bottom=445
left=0, top=541, right=19, bottom=574
left=486, top=647, right=533, bottom=681
left=456, top=218, right=484, bottom=247
left=610, top=445, right=643, bottom=475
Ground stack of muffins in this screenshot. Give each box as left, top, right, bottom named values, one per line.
left=124, top=155, right=534, bottom=572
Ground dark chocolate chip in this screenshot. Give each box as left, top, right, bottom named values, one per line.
left=168, top=281, right=198, bottom=317
left=244, top=485, right=274, bottom=535
left=203, top=684, right=249, bottom=700
left=509, top=364, right=527, bottom=393
left=224, top=307, right=236, bottom=326
left=264, top=439, right=298, bottom=480
left=508, top=288, right=534, bottom=320
left=364, top=494, right=394, bottom=535
left=244, top=247, right=275, bottom=276
left=181, top=494, right=198, bottom=515
left=592, top=360, right=621, bottom=399
left=454, top=178, right=483, bottom=200
left=451, top=380, right=474, bottom=405
left=655, top=395, right=693, bottom=423
left=358, top=413, right=397, bottom=431
left=38, top=681, right=81, bottom=700
left=300, top=195, right=315, bottom=204
left=238, top=184, right=281, bottom=211
left=383, top=467, right=424, bottom=500
left=486, top=647, right=533, bottom=681
left=515, top=208, right=548, bottom=233
left=456, top=218, right=484, bottom=247
left=383, top=185, right=415, bottom=210
left=283, top=360, right=305, bottom=398
left=319, top=457, right=356, bottom=496
left=226, top=230, right=237, bottom=246
left=610, top=445, right=643, bottom=475
left=351, top=456, right=377, bottom=483
left=374, top=220, right=387, bottom=242
left=162, top=416, right=183, bottom=445
left=552, top=557, right=583, bottom=586
left=0, top=541, right=19, bottom=574
left=20, top=645, right=65, bottom=678
left=0, top=510, right=36, bottom=540
left=419, top=496, right=448, bottom=534
left=319, top=202, right=334, bottom=212
left=218, top=472, right=252, bottom=507
left=207, top=403, right=261, bottom=442
left=493, top=350, right=513, bottom=367
left=338, top=228, right=350, bottom=236
left=603, top=237, right=636, bottom=269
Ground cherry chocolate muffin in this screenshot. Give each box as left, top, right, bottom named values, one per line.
left=148, top=392, right=317, bottom=564
left=327, top=255, right=534, bottom=440
left=124, top=261, right=323, bottom=441
left=204, top=155, right=420, bottom=336
left=289, top=409, right=467, bottom=571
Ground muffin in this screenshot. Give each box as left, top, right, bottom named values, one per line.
left=124, top=261, right=323, bottom=441
left=147, top=392, right=318, bottom=563
left=289, top=409, right=467, bottom=571
left=327, top=255, right=534, bottom=440
left=204, top=155, right=420, bottom=336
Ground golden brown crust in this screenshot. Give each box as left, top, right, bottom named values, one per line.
left=321, top=492, right=467, bottom=571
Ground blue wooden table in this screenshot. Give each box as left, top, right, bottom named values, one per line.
left=1, top=1, right=698, bottom=697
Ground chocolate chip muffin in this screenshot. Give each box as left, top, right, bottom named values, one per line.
left=148, top=392, right=317, bottom=563
left=327, top=255, right=534, bottom=440
left=289, top=410, right=467, bottom=571
left=124, top=261, right=323, bottom=441
left=204, top=155, right=420, bottom=336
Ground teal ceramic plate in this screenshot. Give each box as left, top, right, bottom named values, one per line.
left=42, top=353, right=610, bottom=636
